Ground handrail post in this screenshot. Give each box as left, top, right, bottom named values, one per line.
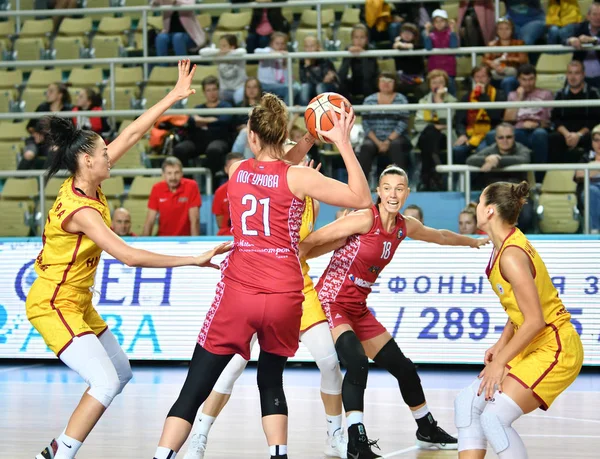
left=109, top=61, right=116, bottom=127
left=465, top=169, right=471, bottom=207
left=584, top=171, right=590, bottom=234
left=495, top=0, right=501, bottom=20
left=471, top=51, right=477, bottom=68
left=39, top=172, right=45, bottom=235
left=142, top=9, right=149, bottom=79
left=446, top=107, right=453, bottom=191
left=16, top=0, right=21, bottom=33
left=316, top=1, right=322, bottom=44
left=287, top=55, right=294, bottom=106
left=206, top=170, right=213, bottom=196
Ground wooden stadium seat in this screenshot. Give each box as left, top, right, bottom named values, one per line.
left=336, top=27, right=353, bottom=51
left=184, top=90, right=207, bottom=107
left=123, top=0, right=149, bottom=21
left=0, top=121, right=28, bottom=142
left=0, top=201, right=31, bottom=236
left=538, top=171, right=580, bottom=234
left=20, top=88, right=47, bottom=111
left=69, top=67, right=104, bottom=89
left=19, top=19, right=53, bottom=47
left=14, top=37, right=46, bottom=61
left=91, top=36, right=124, bottom=66
left=52, top=37, right=85, bottom=60
left=0, top=69, right=23, bottom=99
left=0, top=141, right=21, bottom=170
left=196, top=13, right=212, bottom=31
left=536, top=74, right=567, bottom=93
left=299, top=9, right=335, bottom=29
left=147, top=66, right=178, bottom=86
left=101, top=176, right=125, bottom=200
left=536, top=53, right=574, bottom=75
left=115, top=66, right=143, bottom=87
left=378, top=59, right=396, bottom=74
left=27, top=68, right=63, bottom=88
left=44, top=177, right=64, bottom=199
left=0, top=90, right=12, bottom=113
left=200, top=0, right=231, bottom=19
left=0, top=19, right=15, bottom=43
left=128, top=176, right=162, bottom=199
left=146, top=15, right=163, bottom=32
left=192, top=65, right=219, bottom=84
left=96, top=16, right=131, bottom=44
left=340, top=8, right=361, bottom=27
left=122, top=198, right=154, bottom=235
left=216, top=12, right=252, bottom=32
left=1, top=177, right=39, bottom=201
left=104, top=86, right=138, bottom=113
left=57, top=17, right=93, bottom=39
left=142, top=86, right=171, bottom=108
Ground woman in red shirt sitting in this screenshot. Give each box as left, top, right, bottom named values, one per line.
left=73, top=88, right=108, bottom=135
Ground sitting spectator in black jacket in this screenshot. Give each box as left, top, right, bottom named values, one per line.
left=298, top=36, right=339, bottom=106
left=240, top=0, right=290, bottom=53
left=173, top=76, right=233, bottom=180
left=338, top=24, right=379, bottom=104
left=549, top=60, right=600, bottom=163
left=391, top=22, right=427, bottom=102
left=467, top=122, right=531, bottom=188
left=565, top=2, right=600, bottom=89
left=18, top=123, right=53, bottom=170
left=26, top=82, right=72, bottom=133
left=454, top=65, right=506, bottom=161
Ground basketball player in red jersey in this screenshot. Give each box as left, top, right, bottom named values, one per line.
left=152, top=94, right=372, bottom=459
left=301, top=165, right=489, bottom=458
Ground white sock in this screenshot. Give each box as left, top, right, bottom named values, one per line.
left=196, top=414, right=216, bottom=438
left=346, top=411, right=364, bottom=427
left=411, top=404, right=430, bottom=420
left=326, top=414, right=343, bottom=436
left=54, top=432, right=82, bottom=459
left=269, top=444, right=287, bottom=456
left=153, top=446, right=177, bottom=459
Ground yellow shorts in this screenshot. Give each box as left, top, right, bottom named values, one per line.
left=26, top=278, right=108, bottom=356
left=507, top=323, right=583, bottom=410
left=300, top=287, right=327, bottom=332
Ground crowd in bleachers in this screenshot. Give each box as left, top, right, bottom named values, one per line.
left=0, top=0, right=600, bottom=237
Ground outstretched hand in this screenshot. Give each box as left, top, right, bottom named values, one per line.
left=194, top=241, right=232, bottom=269
left=315, top=103, right=356, bottom=146
left=470, top=237, right=490, bottom=249
left=170, top=59, right=197, bottom=101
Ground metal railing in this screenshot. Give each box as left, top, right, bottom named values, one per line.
left=436, top=163, right=600, bottom=234
left=0, top=167, right=212, bottom=233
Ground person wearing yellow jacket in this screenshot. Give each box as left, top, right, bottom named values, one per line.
left=547, top=0, right=582, bottom=44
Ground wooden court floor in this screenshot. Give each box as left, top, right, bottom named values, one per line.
left=1, top=363, right=598, bottom=458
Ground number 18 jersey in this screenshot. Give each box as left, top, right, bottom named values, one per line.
left=317, top=205, right=407, bottom=306
left=224, top=159, right=306, bottom=293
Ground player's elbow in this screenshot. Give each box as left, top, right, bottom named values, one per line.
left=356, top=195, right=373, bottom=209
left=119, top=248, right=142, bottom=268
left=524, top=316, right=546, bottom=334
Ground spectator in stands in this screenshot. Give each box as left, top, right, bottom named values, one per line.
left=501, top=63, right=553, bottom=180
left=388, top=1, right=437, bottom=42
left=575, top=124, right=600, bottom=233
left=454, top=65, right=506, bottom=161
left=482, top=17, right=528, bottom=95
left=423, top=9, right=458, bottom=95
left=143, top=156, right=201, bottom=236
left=565, top=2, right=600, bottom=89
left=392, top=22, right=427, bottom=102
left=457, top=0, right=497, bottom=46
left=546, top=0, right=582, bottom=45
left=73, top=88, right=108, bottom=136
left=26, top=82, right=72, bottom=133
left=467, top=122, right=531, bottom=186
left=358, top=72, right=411, bottom=181
left=112, top=207, right=136, bottom=237
left=173, top=76, right=233, bottom=181
left=199, top=34, right=247, bottom=105
left=503, top=0, right=546, bottom=47
left=18, top=123, right=52, bottom=170
left=458, top=203, right=479, bottom=234
left=298, top=36, right=339, bottom=106
left=153, top=0, right=206, bottom=58
left=231, top=77, right=263, bottom=158
left=241, top=0, right=290, bottom=54
left=35, top=0, right=77, bottom=34
left=404, top=204, right=424, bottom=223
left=549, top=60, right=600, bottom=163
left=255, top=32, right=299, bottom=105
left=414, top=69, right=457, bottom=191
left=338, top=24, right=379, bottom=104
left=213, top=152, right=245, bottom=236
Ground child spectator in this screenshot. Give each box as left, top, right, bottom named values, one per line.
left=200, top=34, right=247, bottom=105
left=298, top=36, right=339, bottom=106
left=255, top=32, right=299, bottom=105
left=423, top=9, right=458, bottom=95
left=392, top=22, right=427, bottom=101
left=338, top=24, right=379, bottom=104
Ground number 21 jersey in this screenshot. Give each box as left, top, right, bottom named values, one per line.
left=224, top=160, right=305, bottom=293
left=317, top=206, right=407, bottom=306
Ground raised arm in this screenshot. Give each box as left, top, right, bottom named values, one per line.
left=405, top=215, right=489, bottom=248
left=66, top=208, right=231, bottom=268
left=288, top=105, right=372, bottom=209
left=478, top=247, right=546, bottom=399
left=108, top=60, right=197, bottom=166
left=300, top=209, right=373, bottom=259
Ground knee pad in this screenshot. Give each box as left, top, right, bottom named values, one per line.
left=480, top=393, right=524, bottom=454
left=335, top=331, right=368, bottom=390
left=98, top=329, right=132, bottom=396
left=373, top=339, right=424, bottom=407
left=257, top=351, right=288, bottom=417
left=85, top=356, right=122, bottom=408
left=315, top=351, right=343, bottom=395
left=454, top=379, right=488, bottom=452
left=213, top=354, right=249, bottom=395
left=117, top=363, right=133, bottom=395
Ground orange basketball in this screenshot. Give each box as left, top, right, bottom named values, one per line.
left=304, top=92, right=352, bottom=143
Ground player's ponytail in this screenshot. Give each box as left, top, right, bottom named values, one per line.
left=376, top=164, right=409, bottom=205
left=249, top=93, right=288, bottom=159
left=39, top=115, right=99, bottom=179
left=484, top=180, right=530, bottom=225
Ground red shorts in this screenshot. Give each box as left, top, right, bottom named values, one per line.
left=322, top=301, right=386, bottom=342
left=198, top=280, right=304, bottom=360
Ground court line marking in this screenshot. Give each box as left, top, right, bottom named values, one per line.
left=0, top=363, right=43, bottom=374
